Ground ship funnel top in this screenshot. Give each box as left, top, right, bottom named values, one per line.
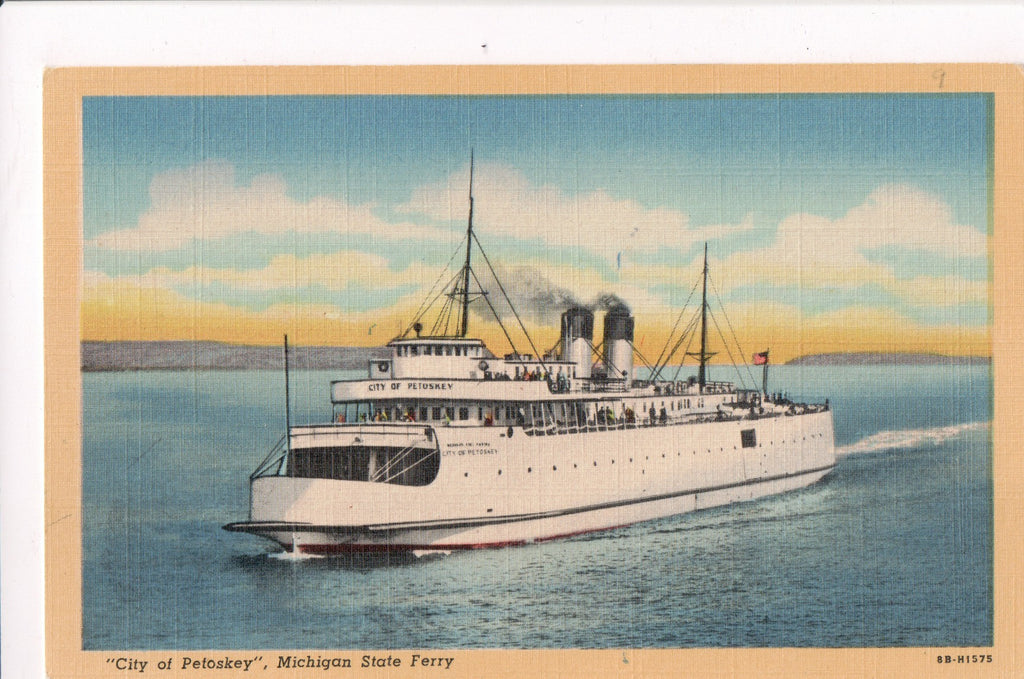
left=602, top=304, right=635, bottom=342
left=561, top=306, right=595, bottom=339
left=560, top=307, right=594, bottom=379
left=602, top=304, right=634, bottom=384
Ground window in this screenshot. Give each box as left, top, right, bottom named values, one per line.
left=741, top=429, right=757, bottom=448
left=432, top=407, right=442, bottom=420
left=419, top=407, right=428, bottom=421
left=458, top=407, right=469, bottom=420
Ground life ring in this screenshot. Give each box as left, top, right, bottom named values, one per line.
left=479, top=360, right=490, bottom=371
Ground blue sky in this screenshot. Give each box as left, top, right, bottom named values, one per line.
left=81, top=93, right=992, bottom=354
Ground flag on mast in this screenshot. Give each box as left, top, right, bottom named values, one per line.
left=753, top=351, right=769, bottom=365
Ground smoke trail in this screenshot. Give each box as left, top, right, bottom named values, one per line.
left=474, top=264, right=630, bottom=322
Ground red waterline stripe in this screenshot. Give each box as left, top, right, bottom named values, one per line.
left=299, top=539, right=528, bottom=554
left=297, top=522, right=637, bottom=554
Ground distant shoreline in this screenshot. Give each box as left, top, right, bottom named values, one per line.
left=785, top=352, right=990, bottom=367
left=81, top=341, right=990, bottom=372
left=81, top=340, right=388, bottom=372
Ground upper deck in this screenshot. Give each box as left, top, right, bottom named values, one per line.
left=331, top=374, right=735, bottom=403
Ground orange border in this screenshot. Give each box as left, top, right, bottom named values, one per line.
left=45, top=64, right=1024, bottom=678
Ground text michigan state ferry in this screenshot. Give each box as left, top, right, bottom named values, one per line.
left=224, top=158, right=836, bottom=553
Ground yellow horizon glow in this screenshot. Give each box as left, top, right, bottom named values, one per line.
left=82, top=282, right=992, bottom=364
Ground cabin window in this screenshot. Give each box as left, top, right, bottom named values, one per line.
left=411, top=346, right=419, bottom=356
left=741, top=429, right=757, bottom=448
left=543, top=402, right=556, bottom=425
left=458, top=407, right=469, bottom=420
left=445, top=407, right=454, bottom=421
left=288, top=445, right=440, bottom=486
left=432, top=406, right=442, bottom=420
left=419, top=407, right=428, bottom=421
left=477, top=407, right=483, bottom=420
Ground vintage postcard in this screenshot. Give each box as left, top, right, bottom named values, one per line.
left=41, top=64, right=1022, bottom=677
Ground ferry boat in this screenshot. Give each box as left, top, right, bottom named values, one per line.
left=224, top=161, right=836, bottom=553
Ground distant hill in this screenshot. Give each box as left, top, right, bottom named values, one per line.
left=786, top=352, right=990, bottom=366
left=82, top=341, right=389, bottom=372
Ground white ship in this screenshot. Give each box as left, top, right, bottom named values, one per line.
left=224, top=161, right=835, bottom=554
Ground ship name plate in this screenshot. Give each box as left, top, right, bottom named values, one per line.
left=443, top=441, right=499, bottom=456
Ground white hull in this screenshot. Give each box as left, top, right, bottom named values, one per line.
left=229, top=410, right=835, bottom=553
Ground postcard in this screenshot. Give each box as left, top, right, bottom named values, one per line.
left=37, top=62, right=1023, bottom=678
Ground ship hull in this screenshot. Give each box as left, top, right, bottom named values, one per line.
left=232, top=464, right=832, bottom=553
left=225, top=410, right=835, bottom=553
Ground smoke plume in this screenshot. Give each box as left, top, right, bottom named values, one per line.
left=472, top=264, right=630, bottom=323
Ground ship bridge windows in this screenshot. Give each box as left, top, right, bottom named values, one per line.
left=285, top=445, right=440, bottom=486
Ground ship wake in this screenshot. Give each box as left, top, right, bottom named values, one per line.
left=836, top=421, right=990, bottom=457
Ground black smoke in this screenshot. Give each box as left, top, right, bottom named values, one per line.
left=472, top=263, right=630, bottom=323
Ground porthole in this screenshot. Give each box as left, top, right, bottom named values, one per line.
left=464, top=472, right=469, bottom=477
left=497, top=469, right=502, bottom=475
left=528, top=467, right=532, bottom=473
left=553, top=466, right=557, bottom=471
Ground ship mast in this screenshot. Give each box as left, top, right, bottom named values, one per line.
left=697, top=243, right=711, bottom=390
left=459, top=151, right=475, bottom=337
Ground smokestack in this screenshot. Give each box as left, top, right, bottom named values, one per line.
left=560, top=307, right=594, bottom=379
left=602, top=304, right=634, bottom=386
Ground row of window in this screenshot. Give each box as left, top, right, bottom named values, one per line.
left=333, top=396, right=732, bottom=428
left=394, top=344, right=482, bottom=357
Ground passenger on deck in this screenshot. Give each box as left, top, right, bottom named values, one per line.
left=659, top=407, right=668, bottom=424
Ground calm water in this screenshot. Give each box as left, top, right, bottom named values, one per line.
left=82, top=364, right=992, bottom=649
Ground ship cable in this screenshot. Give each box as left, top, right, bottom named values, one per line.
left=658, top=305, right=701, bottom=382
left=649, top=274, right=701, bottom=382
left=469, top=229, right=550, bottom=374
left=652, top=300, right=702, bottom=383
left=669, top=314, right=701, bottom=384
left=401, top=250, right=464, bottom=338
left=469, top=266, right=523, bottom=359
left=707, top=271, right=759, bottom=389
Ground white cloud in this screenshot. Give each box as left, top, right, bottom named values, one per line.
left=713, top=184, right=990, bottom=309
left=84, top=251, right=439, bottom=295
left=88, top=161, right=452, bottom=251
left=398, top=163, right=754, bottom=264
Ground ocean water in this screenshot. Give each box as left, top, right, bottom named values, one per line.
left=82, top=364, right=992, bottom=649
